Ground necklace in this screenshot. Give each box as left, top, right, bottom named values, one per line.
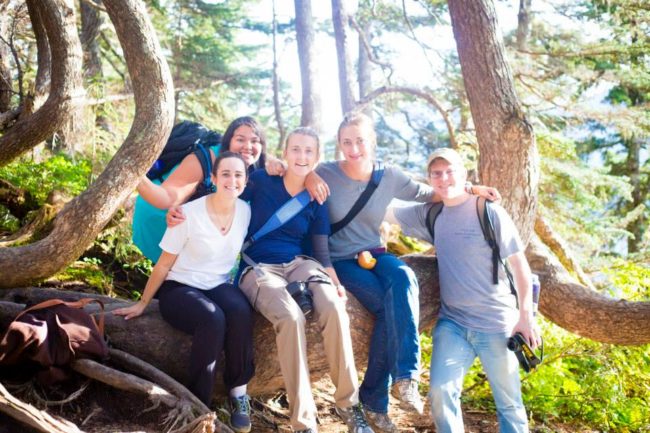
left=207, top=198, right=235, bottom=234
left=214, top=212, right=234, bottom=233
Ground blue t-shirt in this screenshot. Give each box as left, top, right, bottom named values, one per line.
left=132, top=145, right=220, bottom=262
left=240, top=170, right=330, bottom=266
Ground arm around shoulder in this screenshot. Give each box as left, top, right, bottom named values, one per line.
left=137, top=153, right=204, bottom=209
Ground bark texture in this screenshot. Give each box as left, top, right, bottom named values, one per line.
left=0, top=0, right=82, bottom=167
left=294, top=0, right=322, bottom=131
left=448, top=0, right=538, bottom=242
left=0, top=0, right=175, bottom=288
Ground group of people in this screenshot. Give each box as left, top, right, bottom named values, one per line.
left=114, top=112, right=541, bottom=433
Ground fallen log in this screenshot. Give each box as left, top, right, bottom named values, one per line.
left=1, top=246, right=649, bottom=402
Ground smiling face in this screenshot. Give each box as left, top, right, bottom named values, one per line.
left=283, top=132, right=320, bottom=178
left=212, top=155, right=248, bottom=198
left=338, top=123, right=375, bottom=165
left=428, top=158, right=467, bottom=201
left=227, top=125, right=263, bottom=166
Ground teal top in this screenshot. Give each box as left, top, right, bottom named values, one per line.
left=132, top=145, right=220, bottom=262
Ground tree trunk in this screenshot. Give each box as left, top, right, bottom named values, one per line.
left=516, top=0, right=532, bottom=51
left=294, top=0, right=322, bottom=132
left=0, top=0, right=175, bottom=288
left=26, top=0, right=52, bottom=105
left=331, top=0, right=356, bottom=115
left=80, top=0, right=103, bottom=81
left=448, top=0, right=538, bottom=243
left=0, top=0, right=82, bottom=167
left=448, top=0, right=650, bottom=342
left=357, top=20, right=372, bottom=117
left=0, top=11, right=12, bottom=114
left=271, top=0, right=285, bottom=151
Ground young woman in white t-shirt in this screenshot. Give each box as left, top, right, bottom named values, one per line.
left=114, top=152, right=254, bottom=433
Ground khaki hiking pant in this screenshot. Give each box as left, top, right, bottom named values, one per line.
left=239, top=256, right=359, bottom=431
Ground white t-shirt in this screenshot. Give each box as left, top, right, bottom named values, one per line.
left=159, top=196, right=250, bottom=290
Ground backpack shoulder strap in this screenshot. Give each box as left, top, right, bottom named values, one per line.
left=330, top=161, right=385, bottom=236
left=193, top=143, right=215, bottom=193
left=425, top=202, right=444, bottom=244
left=241, top=189, right=312, bottom=267
left=477, top=198, right=517, bottom=296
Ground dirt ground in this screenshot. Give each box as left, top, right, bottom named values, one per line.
left=0, top=374, right=591, bottom=433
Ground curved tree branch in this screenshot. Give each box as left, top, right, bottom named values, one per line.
left=0, top=0, right=175, bottom=288
left=356, top=85, right=457, bottom=148
left=0, top=0, right=83, bottom=167
left=526, top=237, right=650, bottom=345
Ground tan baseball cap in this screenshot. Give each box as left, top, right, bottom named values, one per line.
left=427, top=147, right=464, bottom=170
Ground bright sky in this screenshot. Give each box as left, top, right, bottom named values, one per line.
left=236, top=0, right=610, bottom=146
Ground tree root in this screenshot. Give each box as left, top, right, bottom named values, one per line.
left=0, top=382, right=83, bottom=433
left=108, top=347, right=209, bottom=414
left=70, top=357, right=234, bottom=433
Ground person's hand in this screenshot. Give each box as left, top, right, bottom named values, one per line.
left=113, top=301, right=146, bottom=321
left=336, top=284, right=348, bottom=301
left=511, top=315, right=541, bottom=350
left=265, top=155, right=287, bottom=176
left=305, top=171, right=330, bottom=205
left=166, top=206, right=186, bottom=227
left=473, top=185, right=502, bottom=202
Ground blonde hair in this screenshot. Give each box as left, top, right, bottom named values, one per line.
left=285, top=127, right=321, bottom=153
left=337, top=112, right=376, bottom=145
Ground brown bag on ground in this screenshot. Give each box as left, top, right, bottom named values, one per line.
left=0, top=298, right=109, bottom=383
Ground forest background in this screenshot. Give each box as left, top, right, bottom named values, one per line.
left=0, top=0, right=648, bottom=432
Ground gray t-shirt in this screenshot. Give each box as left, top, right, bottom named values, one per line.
left=394, top=196, right=523, bottom=332
left=317, top=161, right=433, bottom=261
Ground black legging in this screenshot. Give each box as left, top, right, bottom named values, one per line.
left=157, top=280, right=255, bottom=404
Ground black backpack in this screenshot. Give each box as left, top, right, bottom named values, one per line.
left=146, top=121, right=222, bottom=200
left=426, top=197, right=517, bottom=297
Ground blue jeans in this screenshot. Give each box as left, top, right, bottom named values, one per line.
left=429, top=318, right=528, bottom=433
left=334, top=253, right=420, bottom=413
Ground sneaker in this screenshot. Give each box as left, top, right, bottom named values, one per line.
left=335, top=403, right=375, bottom=433
left=229, top=395, right=252, bottom=433
left=391, top=379, right=424, bottom=414
left=365, top=410, right=398, bottom=433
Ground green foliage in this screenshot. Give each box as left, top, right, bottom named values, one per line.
left=53, top=257, right=114, bottom=295
left=0, top=154, right=92, bottom=205
left=537, top=131, right=633, bottom=258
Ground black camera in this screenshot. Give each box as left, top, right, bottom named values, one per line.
left=507, top=333, right=544, bottom=373
left=286, top=281, right=314, bottom=319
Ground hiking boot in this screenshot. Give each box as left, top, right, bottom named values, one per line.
left=365, top=410, right=398, bottom=433
left=391, top=379, right=424, bottom=414
left=229, top=395, right=252, bottom=432
left=294, top=429, right=316, bottom=433
left=335, top=403, right=375, bottom=433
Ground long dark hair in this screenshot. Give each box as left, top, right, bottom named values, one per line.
left=220, top=116, right=267, bottom=171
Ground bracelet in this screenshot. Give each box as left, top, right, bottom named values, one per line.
left=465, top=182, right=473, bottom=195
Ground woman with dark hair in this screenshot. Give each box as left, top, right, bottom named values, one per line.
left=133, top=116, right=282, bottom=262
left=116, top=152, right=255, bottom=432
